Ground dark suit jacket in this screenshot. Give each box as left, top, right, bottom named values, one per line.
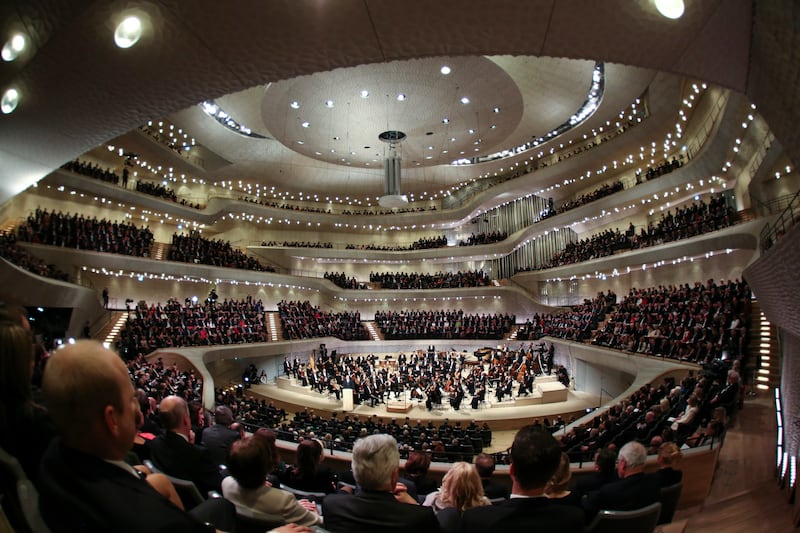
left=584, top=472, right=661, bottom=518
left=322, top=489, right=440, bottom=533
left=199, top=424, right=240, bottom=466
left=481, top=478, right=510, bottom=500
left=38, top=439, right=213, bottom=533
left=150, top=431, right=222, bottom=494
left=461, top=496, right=584, bottom=532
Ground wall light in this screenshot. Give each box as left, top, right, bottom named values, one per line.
left=114, top=16, right=143, bottom=48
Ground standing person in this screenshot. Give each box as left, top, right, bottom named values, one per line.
left=322, top=434, right=439, bottom=532
left=102, top=287, right=109, bottom=309
left=461, top=426, right=584, bottom=532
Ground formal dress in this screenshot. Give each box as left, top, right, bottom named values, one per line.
left=38, top=438, right=232, bottom=533
left=150, top=431, right=223, bottom=494
left=322, top=489, right=440, bottom=533
left=461, top=496, right=584, bottom=532
left=221, top=476, right=322, bottom=526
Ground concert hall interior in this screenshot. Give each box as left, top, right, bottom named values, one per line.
left=1, top=1, right=800, bottom=531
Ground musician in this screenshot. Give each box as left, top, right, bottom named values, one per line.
left=283, top=357, right=291, bottom=377
left=329, top=378, right=341, bottom=400
left=471, top=384, right=486, bottom=409
left=547, top=343, right=555, bottom=374
left=450, top=383, right=465, bottom=410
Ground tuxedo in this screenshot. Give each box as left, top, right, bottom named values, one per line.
left=38, top=439, right=231, bottom=533
left=323, top=489, right=439, bottom=533
left=150, top=431, right=223, bottom=494
left=461, top=496, right=583, bottom=532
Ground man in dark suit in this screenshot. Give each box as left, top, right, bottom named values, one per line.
left=583, top=440, right=661, bottom=519
left=150, top=395, right=223, bottom=494
left=474, top=452, right=510, bottom=500
left=37, top=340, right=236, bottom=532
left=461, top=426, right=584, bottom=532
left=323, top=434, right=439, bottom=532
left=201, top=405, right=242, bottom=466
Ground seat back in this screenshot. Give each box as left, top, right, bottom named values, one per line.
left=234, top=510, right=286, bottom=533
left=0, top=447, right=51, bottom=533
left=164, top=474, right=206, bottom=510
left=658, top=482, right=682, bottom=524
left=588, top=501, right=661, bottom=533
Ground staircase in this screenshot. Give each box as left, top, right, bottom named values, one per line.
left=266, top=312, right=282, bottom=342
left=95, top=311, right=128, bottom=346
left=748, top=300, right=780, bottom=392
left=150, top=241, right=168, bottom=261
left=506, top=324, right=520, bottom=340
left=364, top=321, right=383, bottom=341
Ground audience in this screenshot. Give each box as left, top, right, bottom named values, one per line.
left=656, top=442, right=683, bottom=487
left=375, top=309, right=514, bottom=340
left=474, top=452, right=509, bottom=500
left=0, top=231, right=72, bottom=282
left=461, top=426, right=584, bottom=532
left=223, top=435, right=322, bottom=527
left=38, top=340, right=236, bottom=532
left=422, top=461, right=489, bottom=533
left=322, top=434, right=439, bottom=532
left=201, top=405, right=243, bottom=467
left=169, top=233, right=275, bottom=272
left=544, top=452, right=582, bottom=508
left=458, top=231, right=507, bottom=246
left=370, top=270, right=490, bottom=289
left=404, top=450, right=438, bottom=496
left=278, top=438, right=337, bottom=494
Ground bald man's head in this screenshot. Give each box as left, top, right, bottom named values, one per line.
left=42, top=340, right=139, bottom=459
left=159, top=395, right=190, bottom=433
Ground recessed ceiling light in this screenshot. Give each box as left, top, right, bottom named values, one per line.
left=1, top=88, right=20, bottom=114
left=396, top=93, right=407, bottom=101
left=655, top=0, right=684, bottom=19
left=325, top=100, right=334, bottom=108
left=296, top=140, right=304, bottom=145
left=290, top=101, right=300, bottom=109
left=460, top=97, right=470, bottom=104
left=114, top=16, right=143, bottom=49
left=360, top=90, right=370, bottom=98
left=442, top=118, right=449, bottom=124
left=468, top=128, right=475, bottom=134
left=1, top=33, right=27, bottom=62
left=301, top=121, right=310, bottom=128
left=493, top=107, right=500, bottom=113
left=440, top=66, right=451, bottom=75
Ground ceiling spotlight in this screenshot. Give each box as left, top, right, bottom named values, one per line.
left=655, top=0, right=684, bottom=19
left=396, top=93, right=407, bottom=101
left=324, top=100, right=334, bottom=108
left=440, top=66, right=451, bottom=75
left=290, top=101, right=300, bottom=109
left=1, top=88, right=20, bottom=114
left=114, top=16, right=143, bottom=49
left=493, top=107, right=500, bottom=113
left=1, top=33, right=27, bottom=62
left=301, top=121, right=310, bottom=128
left=442, top=117, right=450, bottom=124
left=460, top=97, right=470, bottom=104
left=359, top=90, right=369, bottom=98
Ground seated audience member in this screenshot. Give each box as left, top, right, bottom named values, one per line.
left=656, top=442, right=683, bottom=486
left=202, top=405, right=243, bottom=466
left=423, top=461, right=489, bottom=533
left=322, top=434, right=439, bottom=532
left=474, top=452, right=510, bottom=500
left=545, top=452, right=582, bottom=508
left=583, top=441, right=661, bottom=518
left=461, top=427, right=584, bottom=532
left=0, top=304, right=56, bottom=485
left=404, top=450, right=438, bottom=496
left=574, top=446, right=618, bottom=496
left=37, top=340, right=236, bottom=532
left=280, top=438, right=337, bottom=494
left=150, top=395, right=224, bottom=495
left=223, top=436, right=322, bottom=527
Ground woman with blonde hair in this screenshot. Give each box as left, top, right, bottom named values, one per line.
left=656, top=441, right=683, bottom=486
left=423, top=461, right=489, bottom=533
left=545, top=452, right=582, bottom=508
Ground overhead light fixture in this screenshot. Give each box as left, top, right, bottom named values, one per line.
left=359, top=90, right=370, bottom=98
left=1, top=88, right=20, bottom=114
left=114, top=16, right=143, bottom=48
left=290, top=101, right=300, bottom=109
left=460, top=97, right=470, bottom=104
left=655, top=0, right=684, bottom=19
left=396, top=93, right=407, bottom=101
left=301, top=121, right=310, bottom=128
left=324, top=100, right=334, bottom=108
left=1, top=33, right=27, bottom=62
left=440, top=66, right=451, bottom=75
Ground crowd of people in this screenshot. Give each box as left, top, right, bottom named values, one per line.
left=116, top=296, right=270, bottom=359
left=369, top=270, right=491, bottom=289
left=278, top=300, right=369, bottom=341
left=592, top=279, right=751, bottom=364
left=16, top=208, right=155, bottom=257
left=324, top=271, right=367, bottom=290
left=0, top=231, right=72, bottom=282
left=555, top=180, right=624, bottom=215
left=637, top=157, right=684, bottom=183
left=458, top=231, right=508, bottom=246
left=261, top=240, right=334, bottom=248
left=346, top=235, right=449, bottom=251
left=515, top=291, right=616, bottom=342
left=528, top=195, right=736, bottom=271
left=168, top=232, right=275, bottom=272
left=375, top=310, right=515, bottom=340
